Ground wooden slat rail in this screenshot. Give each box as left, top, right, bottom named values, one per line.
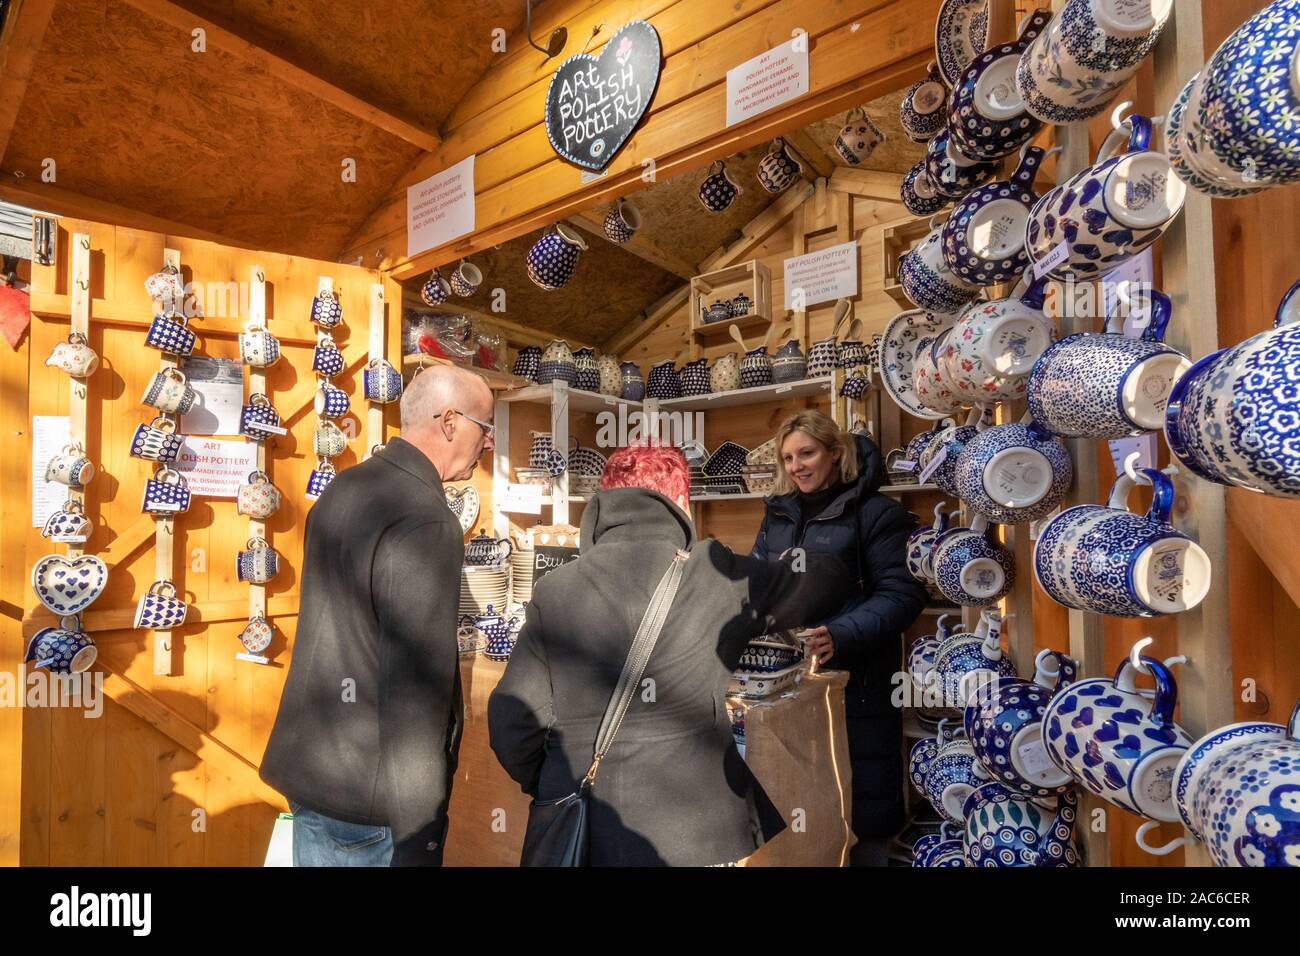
left=152, top=247, right=182, bottom=675
left=24, top=596, right=303, bottom=638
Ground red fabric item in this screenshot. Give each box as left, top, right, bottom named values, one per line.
left=0, top=284, right=30, bottom=349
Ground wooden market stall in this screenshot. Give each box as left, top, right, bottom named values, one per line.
left=0, top=0, right=1297, bottom=870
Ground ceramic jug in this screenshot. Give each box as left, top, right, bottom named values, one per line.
left=771, top=340, right=806, bottom=384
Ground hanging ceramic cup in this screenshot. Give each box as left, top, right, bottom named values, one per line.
left=1017, top=0, right=1174, bottom=125
left=941, top=276, right=1057, bottom=403
left=45, top=332, right=99, bottom=378
left=141, top=466, right=191, bottom=515
left=913, top=329, right=967, bottom=417
left=144, top=309, right=197, bottom=356
left=953, top=416, right=1073, bottom=525
left=1164, top=279, right=1300, bottom=497
left=130, top=417, right=185, bottom=463
left=449, top=261, right=482, bottom=297
left=239, top=325, right=281, bottom=367
left=924, top=127, right=1001, bottom=200
left=1034, top=468, right=1212, bottom=618
left=235, top=537, right=280, bottom=585
left=305, top=459, right=337, bottom=501
left=833, top=107, right=886, bottom=166
left=932, top=516, right=1016, bottom=608
left=1028, top=289, right=1189, bottom=439
left=917, top=407, right=985, bottom=496
left=603, top=198, right=641, bottom=243
left=900, top=161, right=950, bottom=218
left=144, top=263, right=185, bottom=305
left=363, top=358, right=403, bottom=404
left=141, top=366, right=197, bottom=416
left=239, top=394, right=281, bottom=442
left=314, top=382, right=350, bottom=420
left=898, top=219, right=982, bottom=315
left=942, top=146, right=1047, bottom=287
left=1025, top=113, right=1186, bottom=281
left=757, top=138, right=804, bottom=194
left=25, top=617, right=97, bottom=675
left=1042, top=655, right=1193, bottom=824
left=310, top=289, right=344, bottom=328
left=420, top=269, right=451, bottom=306
left=237, top=470, right=280, bottom=519
left=900, top=62, right=948, bottom=143
left=312, top=333, right=346, bottom=378
left=698, top=160, right=741, bottom=212
left=314, top=419, right=347, bottom=459
left=526, top=223, right=588, bottom=291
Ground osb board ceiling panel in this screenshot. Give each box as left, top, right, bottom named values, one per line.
left=404, top=226, right=683, bottom=346
left=585, top=141, right=777, bottom=275
left=182, top=0, right=530, bottom=131
left=3, top=0, right=421, bottom=260
left=803, top=89, right=926, bottom=174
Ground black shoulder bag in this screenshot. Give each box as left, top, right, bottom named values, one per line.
left=519, top=548, right=690, bottom=867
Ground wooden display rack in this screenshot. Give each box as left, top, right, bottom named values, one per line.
left=881, top=216, right=933, bottom=309
left=688, top=259, right=773, bottom=336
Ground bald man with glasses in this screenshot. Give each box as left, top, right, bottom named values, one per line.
left=262, top=364, right=494, bottom=866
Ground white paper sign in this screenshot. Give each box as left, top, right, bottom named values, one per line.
left=407, top=155, right=476, bottom=257
left=181, top=356, right=244, bottom=436
left=726, top=37, right=810, bottom=127
left=918, top=446, right=948, bottom=485
left=174, top=438, right=258, bottom=498
left=31, top=415, right=71, bottom=528
left=498, top=482, right=543, bottom=515
left=783, top=241, right=859, bottom=311
left=1016, top=740, right=1058, bottom=781
left=1032, top=241, right=1071, bottom=281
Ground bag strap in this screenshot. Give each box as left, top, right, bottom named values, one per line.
left=582, top=548, right=691, bottom=787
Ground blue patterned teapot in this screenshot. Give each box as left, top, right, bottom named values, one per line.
left=963, top=783, right=1080, bottom=867
left=465, top=529, right=513, bottom=567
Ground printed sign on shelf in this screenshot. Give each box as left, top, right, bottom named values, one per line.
left=726, top=36, right=810, bottom=127
left=498, top=482, right=543, bottom=515
left=31, top=415, right=71, bottom=528
left=407, top=154, right=476, bottom=257
left=174, top=438, right=258, bottom=498
left=783, top=241, right=859, bottom=311
left=544, top=20, right=662, bottom=171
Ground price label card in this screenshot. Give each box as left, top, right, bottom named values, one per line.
left=1032, top=241, right=1070, bottom=280
left=499, top=482, right=543, bottom=514
left=917, top=447, right=948, bottom=485
left=1016, top=740, right=1058, bottom=781
left=894, top=459, right=918, bottom=472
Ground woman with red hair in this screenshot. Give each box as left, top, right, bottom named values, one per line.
left=489, top=441, right=850, bottom=866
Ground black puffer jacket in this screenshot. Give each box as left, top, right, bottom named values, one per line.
left=751, top=433, right=927, bottom=837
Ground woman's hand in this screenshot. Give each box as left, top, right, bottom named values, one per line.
left=801, top=626, right=835, bottom=666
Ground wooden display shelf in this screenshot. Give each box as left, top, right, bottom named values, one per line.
left=402, top=353, right=530, bottom=391
left=690, top=491, right=766, bottom=502
left=689, top=259, right=773, bottom=335
left=881, top=216, right=933, bottom=309
left=658, top=376, right=833, bottom=412
left=499, top=381, right=644, bottom=413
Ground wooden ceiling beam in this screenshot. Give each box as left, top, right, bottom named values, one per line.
left=399, top=288, right=594, bottom=350
left=565, top=212, right=697, bottom=280
left=827, top=166, right=902, bottom=201
left=601, top=284, right=689, bottom=354
left=118, top=0, right=442, bottom=151
left=0, top=0, right=58, bottom=163
left=783, top=129, right=838, bottom=180
left=697, top=180, right=814, bottom=274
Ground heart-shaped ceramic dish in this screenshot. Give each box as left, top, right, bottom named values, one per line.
left=543, top=20, right=662, bottom=171
left=30, top=553, right=109, bottom=616
left=445, top=485, right=480, bottom=534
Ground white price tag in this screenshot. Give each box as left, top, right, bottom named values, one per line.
left=917, top=447, right=948, bottom=485
left=1032, top=241, right=1070, bottom=280
left=499, top=482, right=543, bottom=514
left=257, top=423, right=288, bottom=436
left=1016, top=740, right=1058, bottom=781
left=894, top=459, right=918, bottom=472
left=52, top=534, right=89, bottom=544
left=235, top=652, right=271, bottom=666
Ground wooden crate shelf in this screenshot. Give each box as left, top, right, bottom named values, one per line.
left=689, top=259, right=773, bottom=336
left=881, top=216, right=933, bottom=310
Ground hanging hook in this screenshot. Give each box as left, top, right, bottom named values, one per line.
left=79, top=236, right=90, bottom=250
left=1110, top=100, right=1135, bottom=131
left=1123, top=451, right=1145, bottom=484
left=1129, top=636, right=1154, bottom=674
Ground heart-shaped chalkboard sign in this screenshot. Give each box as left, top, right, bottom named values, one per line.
left=544, top=19, right=662, bottom=172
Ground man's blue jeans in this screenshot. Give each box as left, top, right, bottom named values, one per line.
left=290, top=801, right=393, bottom=867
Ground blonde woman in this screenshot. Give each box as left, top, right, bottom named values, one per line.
left=751, top=410, right=926, bottom=867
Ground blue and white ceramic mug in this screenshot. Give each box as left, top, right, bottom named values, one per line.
left=932, top=515, right=1016, bottom=608
left=1028, top=290, right=1190, bottom=439
left=312, top=334, right=345, bottom=378
left=1025, top=114, right=1186, bottom=280
left=419, top=270, right=450, bottom=306
left=526, top=224, right=588, bottom=291
left=363, top=358, right=403, bottom=404
left=236, top=537, right=279, bottom=585
left=1042, top=655, right=1192, bottom=822
left=898, top=221, right=982, bottom=315
left=239, top=325, right=280, bottom=367
left=142, top=466, right=191, bottom=515
left=449, top=260, right=482, bottom=297
left=833, top=107, right=886, bottom=166
left=141, top=367, right=197, bottom=416
left=698, top=160, right=741, bottom=212
left=941, top=147, right=1046, bottom=287
left=1195, top=0, right=1300, bottom=189
left=900, top=160, right=950, bottom=217
left=44, top=444, right=94, bottom=486
left=144, top=310, right=197, bottom=356
left=899, top=62, right=948, bottom=143
left=1164, top=279, right=1300, bottom=497
left=952, top=416, right=1072, bottom=524
left=130, top=417, right=185, bottom=463
left=239, top=394, right=281, bottom=441
left=603, top=198, right=641, bottom=243
left=1034, top=468, right=1212, bottom=618
left=1017, top=0, right=1174, bottom=124
left=310, top=289, right=344, bottom=328
left=757, top=138, right=804, bottom=193
left=133, top=579, right=188, bottom=630
left=924, top=127, right=1001, bottom=200
left=946, top=10, right=1049, bottom=161
left=965, top=648, right=1079, bottom=796
left=25, top=617, right=97, bottom=674
left=305, top=460, right=337, bottom=501
left=314, top=382, right=351, bottom=420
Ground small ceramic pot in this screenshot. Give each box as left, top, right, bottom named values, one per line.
left=699, top=160, right=741, bottom=212
left=620, top=361, right=645, bottom=400
left=526, top=224, right=588, bottom=291
left=941, top=147, right=1046, bottom=286
left=1028, top=290, right=1189, bottom=439
left=932, top=515, right=1016, bottom=608
left=1018, top=0, right=1174, bottom=125
left=1034, top=468, right=1212, bottom=618
left=1026, top=114, right=1186, bottom=281
left=757, top=138, right=803, bottom=193
left=603, top=198, right=641, bottom=244
left=898, top=223, right=981, bottom=315
left=900, top=62, right=948, bottom=142
left=933, top=609, right=1016, bottom=707
left=731, top=292, right=752, bottom=317
left=1164, top=280, right=1300, bottom=497
left=833, top=107, right=886, bottom=166
left=536, top=339, right=576, bottom=386
left=953, top=418, right=1073, bottom=525
left=946, top=11, right=1049, bottom=161
left=1043, top=656, right=1193, bottom=822
left=739, top=347, right=773, bottom=389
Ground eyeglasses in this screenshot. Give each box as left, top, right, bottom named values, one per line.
left=452, top=409, right=495, bottom=440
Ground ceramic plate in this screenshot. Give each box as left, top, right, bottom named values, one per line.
left=880, top=310, right=957, bottom=419
left=30, top=554, right=108, bottom=616
left=935, top=0, right=989, bottom=88
left=702, top=441, right=749, bottom=477
left=445, top=485, right=480, bottom=534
